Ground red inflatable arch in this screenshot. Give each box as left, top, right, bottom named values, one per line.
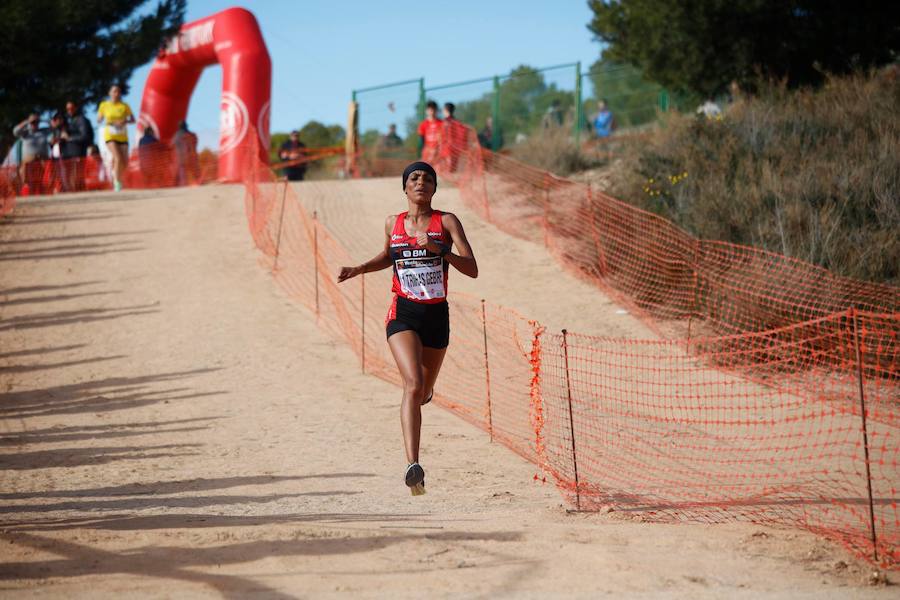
left=138, top=7, right=271, bottom=182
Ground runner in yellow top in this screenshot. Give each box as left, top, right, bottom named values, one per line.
left=96, top=84, right=135, bottom=191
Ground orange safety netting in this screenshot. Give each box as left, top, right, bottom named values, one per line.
left=2, top=121, right=896, bottom=567
left=0, top=145, right=219, bottom=204
left=240, top=125, right=898, bottom=568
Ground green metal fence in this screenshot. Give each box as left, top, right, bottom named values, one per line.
left=351, top=62, right=673, bottom=155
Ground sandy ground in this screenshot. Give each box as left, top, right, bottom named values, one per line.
left=0, top=183, right=892, bottom=598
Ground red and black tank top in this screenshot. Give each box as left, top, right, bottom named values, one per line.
left=389, top=210, right=451, bottom=304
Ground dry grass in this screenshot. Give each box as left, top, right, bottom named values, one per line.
left=509, top=125, right=605, bottom=176
left=608, top=70, right=900, bottom=284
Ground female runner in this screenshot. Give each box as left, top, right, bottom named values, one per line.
left=96, top=84, right=135, bottom=191
left=338, top=161, right=478, bottom=495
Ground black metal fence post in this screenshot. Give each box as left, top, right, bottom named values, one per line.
left=561, top=329, right=581, bottom=511
left=851, top=308, right=878, bottom=563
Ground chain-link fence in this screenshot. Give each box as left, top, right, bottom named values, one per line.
left=351, top=61, right=675, bottom=170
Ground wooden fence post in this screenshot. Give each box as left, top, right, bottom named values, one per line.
left=361, top=273, right=366, bottom=373
left=313, top=210, right=319, bottom=318
left=272, top=178, right=289, bottom=272
left=481, top=299, right=493, bottom=441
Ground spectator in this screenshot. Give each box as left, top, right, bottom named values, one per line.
left=174, top=121, right=200, bottom=185
left=379, top=124, right=403, bottom=149
left=542, top=99, right=564, bottom=129
left=697, top=98, right=722, bottom=119
left=592, top=99, right=615, bottom=138
left=48, top=112, right=67, bottom=191
left=478, top=116, right=502, bottom=150
left=417, top=100, right=443, bottom=163
left=137, top=126, right=163, bottom=185
left=279, top=130, right=307, bottom=181
left=12, top=113, right=50, bottom=194
left=440, top=102, right=468, bottom=172
left=97, top=83, right=135, bottom=191
left=61, top=101, right=94, bottom=191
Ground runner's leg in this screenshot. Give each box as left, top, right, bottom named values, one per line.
left=420, top=346, right=447, bottom=405
left=115, top=143, right=128, bottom=187
left=105, top=141, right=119, bottom=185
left=387, top=330, right=425, bottom=464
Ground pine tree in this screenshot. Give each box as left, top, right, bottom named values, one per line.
left=0, top=0, right=186, bottom=154
left=587, top=0, right=900, bottom=97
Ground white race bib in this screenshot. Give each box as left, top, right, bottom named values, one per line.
left=108, top=124, right=125, bottom=135
left=397, top=256, right=445, bottom=300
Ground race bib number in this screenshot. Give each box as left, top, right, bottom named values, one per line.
left=397, top=256, right=445, bottom=300
left=109, top=124, right=125, bottom=135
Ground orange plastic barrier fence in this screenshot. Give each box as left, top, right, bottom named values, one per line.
left=3, top=122, right=895, bottom=567
left=237, top=126, right=898, bottom=567
left=0, top=145, right=219, bottom=206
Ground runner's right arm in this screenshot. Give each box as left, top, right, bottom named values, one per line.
left=337, top=215, right=394, bottom=282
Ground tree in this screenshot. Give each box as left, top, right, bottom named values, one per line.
left=586, top=59, right=671, bottom=128
left=444, top=65, right=577, bottom=144
left=269, top=121, right=346, bottom=176
left=587, top=1, right=900, bottom=97
left=298, top=121, right=345, bottom=148
left=0, top=0, right=186, bottom=154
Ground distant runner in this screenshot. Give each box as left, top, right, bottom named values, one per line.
left=338, top=161, right=478, bottom=496
left=97, top=84, right=135, bottom=191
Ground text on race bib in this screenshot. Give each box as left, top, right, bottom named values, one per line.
left=396, top=256, right=445, bottom=300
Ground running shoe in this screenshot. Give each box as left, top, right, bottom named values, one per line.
left=113, top=180, right=122, bottom=192
left=405, top=462, right=425, bottom=495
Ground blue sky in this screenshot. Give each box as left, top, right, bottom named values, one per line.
left=120, top=0, right=602, bottom=148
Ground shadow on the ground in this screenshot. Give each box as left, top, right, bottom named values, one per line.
left=0, top=343, right=88, bottom=360
left=0, top=443, right=202, bottom=471
left=0, top=490, right=365, bottom=515
left=2, top=210, right=124, bottom=226
left=0, top=416, right=219, bottom=446
left=0, top=354, right=126, bottom=374
left=0, top=472, right=373, bottom=500
left=0, top=239, right=143, bottom=261
left=0, top=303, right=160, bottom=332
left=0, top=280, right=106, bottom=296
left=0, top=242, right=145, bottom=262
left=0, top=230, right=156, bottom=247
left=0, top=367, right=223, bottom=419
left=0, top=290, right=120, bottom=307
left=0, top=526, right=525, bottom=599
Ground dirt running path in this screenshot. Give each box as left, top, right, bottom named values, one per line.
left=296, top=177, right=655, bottom=338
left=0, top=186, right=889, bottom=598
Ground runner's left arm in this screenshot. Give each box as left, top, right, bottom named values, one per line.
left=433, top=213, right=478, bottom=278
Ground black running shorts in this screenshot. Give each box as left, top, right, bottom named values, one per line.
left=385, top=296, right=450, bottom=349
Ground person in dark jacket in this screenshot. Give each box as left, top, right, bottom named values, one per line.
left=62, top=101, right=93, bottom=158
left=279, top=130, right=307, bottom=181
left=138, top=126, right=163, bottom=186
left=62, top=101, right=94, bottom=191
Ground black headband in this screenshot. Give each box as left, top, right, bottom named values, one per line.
left=402, top=161, right=437, bottom=190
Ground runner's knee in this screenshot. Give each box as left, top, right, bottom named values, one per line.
left=402, top=374, right=425, bottom=399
